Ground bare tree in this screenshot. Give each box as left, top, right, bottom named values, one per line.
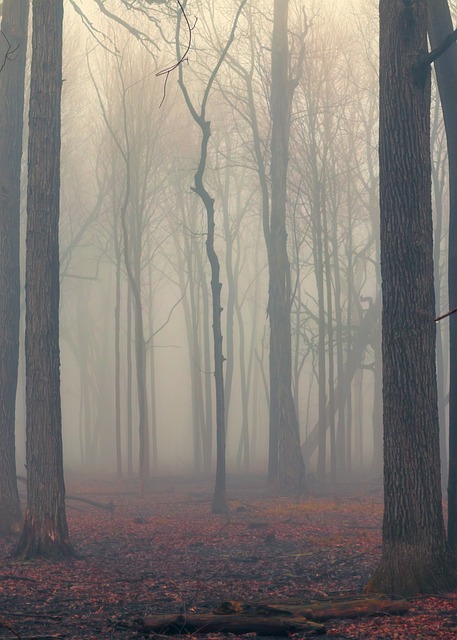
left=176, top=0, right=248, bottom=513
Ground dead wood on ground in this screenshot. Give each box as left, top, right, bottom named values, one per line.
left=141, top=596, right=411, bottom=636
left=213, top=595, right=412, bottom=621
left=141, top=613, right=325, bottom=636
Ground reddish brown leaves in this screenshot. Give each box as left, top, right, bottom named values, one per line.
left=0, top=477, right=455, bottom=638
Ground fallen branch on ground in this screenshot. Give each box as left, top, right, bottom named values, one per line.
left=141, top=596, right=412, bottom=636
left=213, top=595, right=412, bottom=621
left=141, top=613, right=325, bottom=636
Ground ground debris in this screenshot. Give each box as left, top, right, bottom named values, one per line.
left=3, top=476, right=457, bottom=639
left=141, top=612, right=325, bottom=636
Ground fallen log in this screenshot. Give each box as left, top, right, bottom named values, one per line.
left=213, top=596, right=411, bottom=621
left=141, top=613, right=325, bottom=636
left=141, top=596, right=411, bottom=636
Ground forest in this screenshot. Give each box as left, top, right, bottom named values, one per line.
left=1, top=0, right=457, bottom=638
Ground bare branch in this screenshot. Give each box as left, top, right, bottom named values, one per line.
left=68, top=0, right=119, bottom=55
left=435, top=306, right=457, bottom=322
left=418, top=25, right=457, bottom=68
left=92, top=0, right=160, bottom=51
left=0, top=30, right=18, bottom=75
left=156, top=0, right=196, bottom=107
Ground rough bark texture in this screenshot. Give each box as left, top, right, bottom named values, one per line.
left=268, top=0, right=305, bottom=493
left=0, top=0, right=29, bottom=536
left=13, top=0, right=73, bottom=560
left=367, top=0, right=456, bottom=596
left=427, top=0, right=457, bottom=554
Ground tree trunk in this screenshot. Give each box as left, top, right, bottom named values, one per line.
left=0, top=0, right=29, bottom=536
left=367, top=0, right=455, bottom=595
left=14, top=0, right=73, bottom=559
left=148, top=264, right=158, bottom=471
left=302, top=298, right=380, bottom=464
left=176, top=0, right=247, bottom=512
left=269, top=0, right=305, bottom=493
left=114, top=221, right=122, bottom=478
left=427, top=0, right=457, bottom=553
left=189, top=117, right=226, bottom=513
left=196, top=234, right=213, bottom=473
left=126, top=285, right=133, bottom=477
left=431, top=98, right=448, bottom=489
left=172, top=223, right=204, bottom=473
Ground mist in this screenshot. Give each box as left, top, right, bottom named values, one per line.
left=9, top=0, right=448, bottom=490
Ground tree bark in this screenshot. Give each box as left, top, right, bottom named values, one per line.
left=13, top=0, right=74, bottom=559
left=0, top=0, right=29, bottom=536
left=367, top=0, right=455, bottom=595
left=427, top=0, right=457, bottom=553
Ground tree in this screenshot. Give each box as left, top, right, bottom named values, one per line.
left=176, top=0, right=248, bottom=513
left=367, top=0, right=455, bottom=596
left=267, top=0, right=304, bottom=492
left=14, top=0, right=74, bottom=559
left=427, top=0, right=457, bottom=552
left=0, top=0, right=29, bottom=535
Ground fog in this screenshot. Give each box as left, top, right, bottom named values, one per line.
left=13, top=0, right=448, bottom=485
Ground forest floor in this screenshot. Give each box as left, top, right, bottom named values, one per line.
left=1, top=474, right=457, bottom=639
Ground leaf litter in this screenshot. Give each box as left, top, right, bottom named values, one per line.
left=1, top=476, right=456, bottom=639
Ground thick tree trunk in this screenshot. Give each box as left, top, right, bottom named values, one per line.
left=427, top=0, right=457, bottom=553
left=269, top=0, right=305, bottom=493
left=0, top=0, right=29, bottom=536
left=367, top=0, right=455, bottom=595
left=14, top=0, right=73, bottom=559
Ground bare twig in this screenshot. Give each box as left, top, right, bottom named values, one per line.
left=435, top=306, right=457, bottom=322
left=0, top=30, right=19, bottom=74
left=156, top=0, right=196, bottom=107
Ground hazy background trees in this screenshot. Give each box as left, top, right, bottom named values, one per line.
left=7, top=0, right=454, bottom=497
